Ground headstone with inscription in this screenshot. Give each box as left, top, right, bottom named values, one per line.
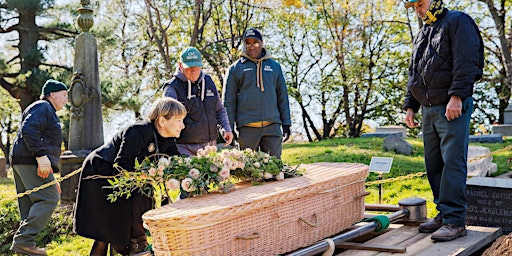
left=466, top=177, right=512, bottom=234
left=0, top=156, right=6, bottom=178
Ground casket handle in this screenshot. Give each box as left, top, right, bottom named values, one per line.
left=236, top=232, right=260, bottom=240
left=354, top=191, right=370, bottom=200
left=299, top=213, right=318, bottom=227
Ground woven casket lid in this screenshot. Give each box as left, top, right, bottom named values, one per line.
left=143, top=162, right=368, bottom=228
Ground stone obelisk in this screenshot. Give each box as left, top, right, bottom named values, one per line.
left=60, top=0, right=104, bottom=202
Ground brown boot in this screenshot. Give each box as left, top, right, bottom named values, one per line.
left=11, top=244, right=47, bottom=256
left=418, top=214, right=442, bottom=233
left=129, top=235, right=149, bottom=255
left=431, top=224, right=467, bottom=242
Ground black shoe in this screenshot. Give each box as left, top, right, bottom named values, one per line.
left=418, top=214, right=442, bottom=233
left=431, top=224, right=467, bottom=242
left=11, top=244, right=47, bottom=256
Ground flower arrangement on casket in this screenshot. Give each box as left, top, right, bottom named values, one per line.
left=106, top=146, right=304, bottom=204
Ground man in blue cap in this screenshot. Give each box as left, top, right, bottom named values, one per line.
left=10, top=79, right=68, bottom=255
left=403, top=0, right=484, bottom=242
left=223, top=28, right=291, bottom=159
left=164, top=46, right=233, bottom=156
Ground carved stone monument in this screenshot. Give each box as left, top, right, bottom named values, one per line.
left=60, top=0, right=103, bottom=202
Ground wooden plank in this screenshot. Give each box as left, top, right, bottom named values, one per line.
left=414, top=226, right=502, bottom=256
left=336, top=226, right=501, bottom=256
left=336, top=225, right=420, bottom=256
left=336, top=242, right=406, bottom=253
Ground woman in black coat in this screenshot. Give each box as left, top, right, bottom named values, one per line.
left=73, top=97, right=186, bottom=256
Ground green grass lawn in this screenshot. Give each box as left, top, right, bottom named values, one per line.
left=1, top=137, right=511, bottom=255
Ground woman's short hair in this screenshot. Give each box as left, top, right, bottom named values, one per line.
left=147, top=97, right=187, bottom=122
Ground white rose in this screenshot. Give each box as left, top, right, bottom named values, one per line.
left=189, top=168, right=201, bottom=178
left=253, top=162, right=261, bottom=168
left=158, top=157, right=170, bottom=167
left=276, top=172, right=285, bottom=181
left=181, top=178, right=196, bottom=192
left=148, top=167, right=157, bottom=177
left=166, top=179, right=180, bottom=190
left=264, top=172, right=273, bottom=179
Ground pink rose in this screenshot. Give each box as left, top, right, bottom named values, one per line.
left=219, top=168, right=230, bottom=181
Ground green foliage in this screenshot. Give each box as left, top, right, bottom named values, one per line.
left=0, top=200, right=19, bottom=253
left=106, top=147, right=304, bottom=204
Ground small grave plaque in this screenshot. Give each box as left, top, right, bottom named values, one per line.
left=466, top=177, right=512, bottom=234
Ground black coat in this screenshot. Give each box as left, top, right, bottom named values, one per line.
left=403, top=9, right=484, bottom=112
left=10, top=99, right=63, bottom=171
left=73, top=120, right=180, bottom=244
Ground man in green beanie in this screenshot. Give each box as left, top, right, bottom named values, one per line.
left=9, top=79, right=68, bottom=255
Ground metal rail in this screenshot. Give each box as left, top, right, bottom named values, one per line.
left=286, top=209, right=409, bottom=256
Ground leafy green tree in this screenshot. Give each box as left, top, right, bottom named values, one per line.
left=0, top=0, right=76, bottom=111
left=474, top=0, right=511, bottom=124
left=0, top=88, right=19, bottom=160
left=273, top=0, right=410, bottom=139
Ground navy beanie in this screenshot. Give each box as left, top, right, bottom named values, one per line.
left=243, top=28, right=263, bottom=41
left=42, top=79, right=68, bottom=95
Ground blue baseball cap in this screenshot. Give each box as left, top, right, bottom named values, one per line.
left=405, top=0, right=418, bottom=8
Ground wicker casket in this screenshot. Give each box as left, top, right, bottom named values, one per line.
left=143, top=162, right=369, bottom=256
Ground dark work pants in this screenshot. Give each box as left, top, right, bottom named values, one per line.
left=421, top=97, right=473, bottom=226
left=238, top=123, right=283, bottom=159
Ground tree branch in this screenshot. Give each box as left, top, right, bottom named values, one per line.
left=40, top=63, right=72, bottom=71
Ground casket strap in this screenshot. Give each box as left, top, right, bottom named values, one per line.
left=235, top=232, right=260, bottom=240
left=299, top=213, right=318, bottom=227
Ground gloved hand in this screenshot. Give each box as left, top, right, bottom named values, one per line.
left=36, top=155, right=53, bottom=178
left=282, top=125, right=291, bottom=142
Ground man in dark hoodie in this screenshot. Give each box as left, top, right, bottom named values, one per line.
left=164, top=46, right=233, bottom=156
left=222, top=28, right=291, bottom=159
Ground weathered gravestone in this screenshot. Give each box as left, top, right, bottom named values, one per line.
left=375, top=125, right=407, bottom=138
left=0, top=156, right=6, bottom=178
left=492, top=102, right=512, bottom=136
left=383, top=136, right=412, bottom=155
left=466, top=177, right=512, bottom=234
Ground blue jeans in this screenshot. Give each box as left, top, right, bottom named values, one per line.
left=421, top=97, right=473, bottom=226
left=12, top=164, right=60, bottom=247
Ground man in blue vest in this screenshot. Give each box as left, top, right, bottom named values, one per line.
left=164, top=47, right=233, bottom=156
